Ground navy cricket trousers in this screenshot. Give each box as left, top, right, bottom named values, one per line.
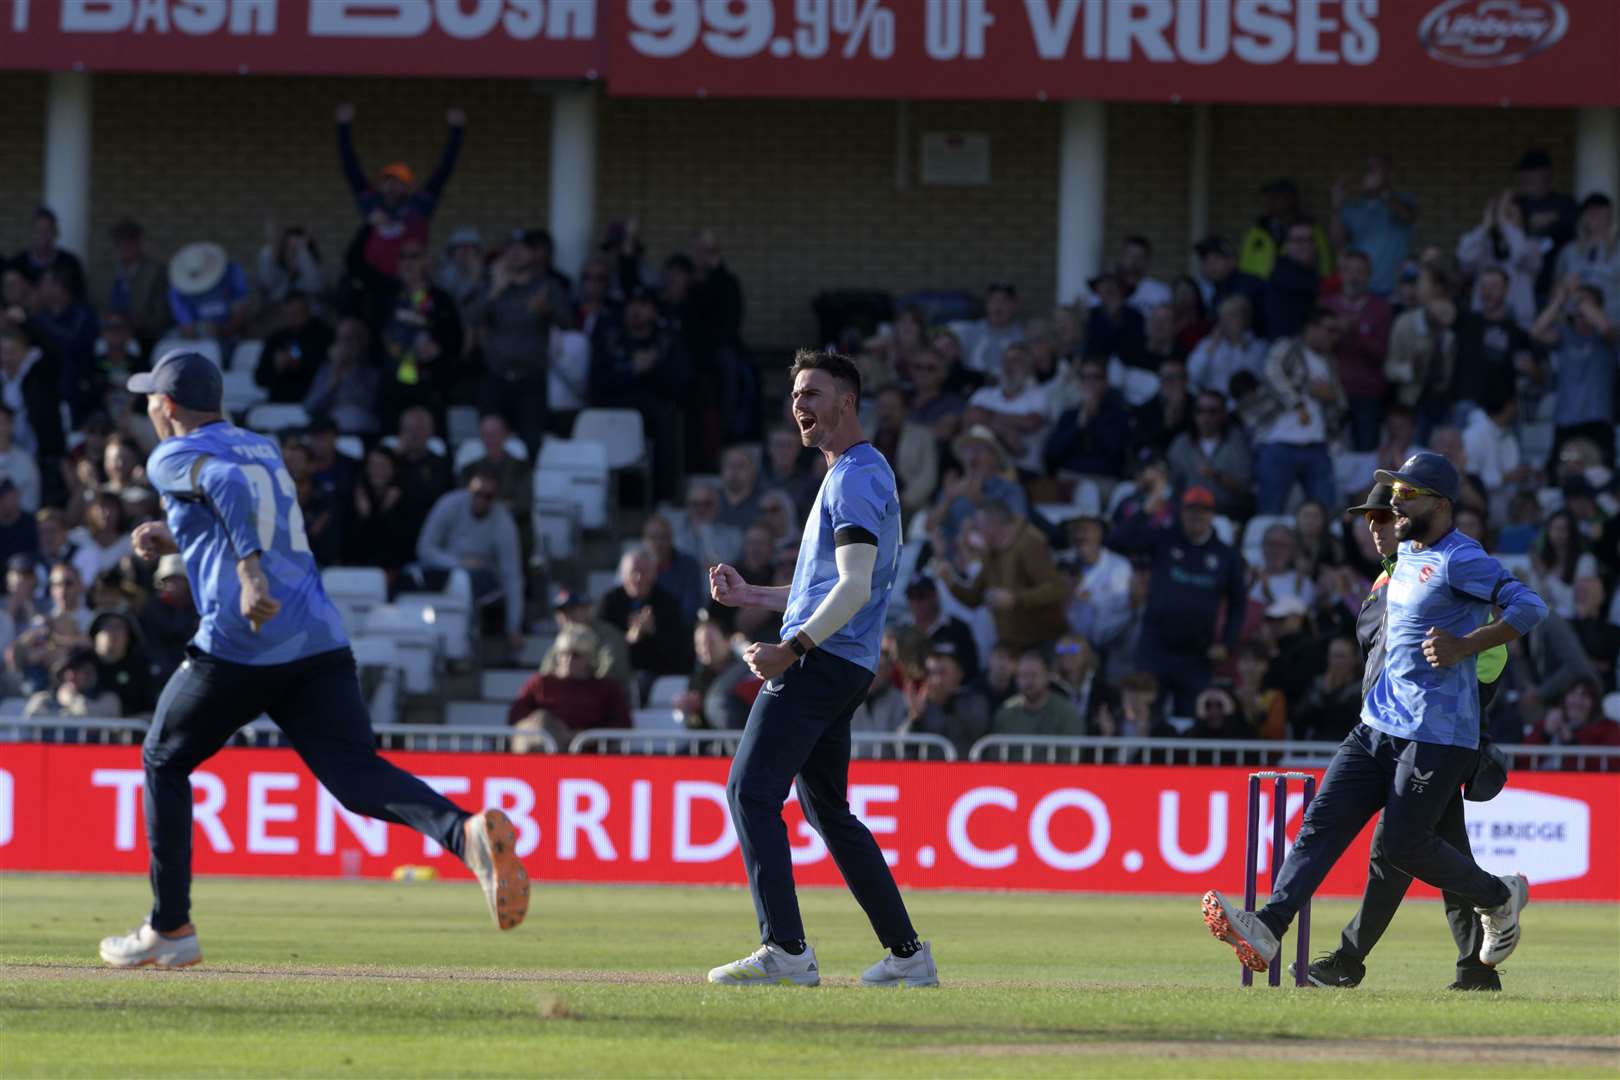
left=142, top=646, right=469, bottom=931
left=727, top=649, right=917, bottom=949
left=1260, top=723, right=1511, bottom=934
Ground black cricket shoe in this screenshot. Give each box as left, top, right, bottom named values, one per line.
left=1289, top=951, right=1365, bottom=988
left=1448, top=969, right=1502, bottom=991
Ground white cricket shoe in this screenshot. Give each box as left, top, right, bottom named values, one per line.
left=463, top=809, right=531, bottom=931
left=99, top=922, right=202, bottom=969
left=707, top=943, right=820, bottom=986
left=1201, top=890, right=1279, bottom=973
left=1477, top=873, right=1529, bottom=967
left=861, top=942, right=939, bottom=988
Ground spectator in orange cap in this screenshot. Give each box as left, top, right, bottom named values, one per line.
left=334, top=102, right=466, bottom=282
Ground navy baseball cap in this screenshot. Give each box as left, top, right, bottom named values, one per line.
left=128, top=350, right=222, bottom=412
left=1375, top=452, right=1459, bottom=502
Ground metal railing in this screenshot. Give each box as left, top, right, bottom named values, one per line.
left=568, top=728, right=958, bottom=761
left=967, top=734, right=1620, bottom=771
left=0, top=717, right=150, bottom=744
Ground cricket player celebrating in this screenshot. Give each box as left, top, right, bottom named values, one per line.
left=99, top=352, right=530, bottom=969
left=1203, top=452, right=1547, bottom=976
left=706, top=349, right=936, bottom=988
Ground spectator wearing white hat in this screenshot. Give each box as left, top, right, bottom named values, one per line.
left=167, top=242, right=250, bottom=343
left=137, top=552, right=196, bottom=685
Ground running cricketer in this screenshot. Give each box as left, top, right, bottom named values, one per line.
left=98, top=351, right=530, bottom=969
left=705, top=349, right=936, bottom=988
left=1202, top=452, right=1547, bottom=977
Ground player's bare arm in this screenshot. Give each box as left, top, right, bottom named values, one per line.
left=709, top=562, right=789, bottom=612
left=132, top=520, right=179, bottom=560
left=1422, top=621, right=1522, bottom=669
left=236, top=552, right=281, bottom=632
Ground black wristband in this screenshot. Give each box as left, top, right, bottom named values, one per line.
left=787, top=636, right=807, bottom=657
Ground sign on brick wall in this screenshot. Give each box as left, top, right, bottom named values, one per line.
left=5, top=1, right=1616, bottom=107
left=608, top=0, right=1620, bottom=107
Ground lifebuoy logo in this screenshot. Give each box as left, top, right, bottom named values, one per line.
left=1417, top=0, right=1568, bottom=68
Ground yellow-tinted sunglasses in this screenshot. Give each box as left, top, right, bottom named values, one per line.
left=1391, top=482, right=1440, bottom=502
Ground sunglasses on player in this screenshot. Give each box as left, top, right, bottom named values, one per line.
left=1391, top=483, right=1440, bottom=502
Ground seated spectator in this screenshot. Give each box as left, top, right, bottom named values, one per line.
left=102, top=217, right=170, bottom=347
left=137, top=553, right=196, bottom=685
left=340, top=446, right=415, bottom=581
left=435, top=226, right=488, bottom=329
left=930, top=425, right=1027, bottom=545
left=5, top=554, right=41, bottom=628
left=1232, top=642, right=1286, bottom=739
left=392, top=405, right=453, bottom=531
left=70, top=493, right=131, bottom=595
left=1570, top=577, right=1619, bottom=692
left=1250, top=526, right=1315, bottom=610
left=590, top=285, right=689, bottom=503
left=1084, top=271, right=1145, bottom=369
left=30, top=509, right=75, bottom=590
left=760, top=423, right=820, bottom=519
left=1293, top=499, right=1345, bottom=573
left=1529, top=509, right=1599, bottom=619
left=1044, top=357, right=1131, bottom=481
left=906, top=347, right=966, bottom=444
left=1293, top=636, right=1363, bottom=742
left=936, top=500, right=1068, bottom=653
left=24, top=645, right=118, bottom=720
left=1554, top=193, right=1620, bottom=323
left=716, top=444, right=763, bottom=530
left=301, top=416, right=355, bottom=500
left=0, top=406, right=41, bottom=514
left=675, top=617, right=757, bottom=731
left=1062, top=515, right=1132, bottom=652
left=89, top=609, right=152, bottom=716
left=406, top=464, right=525, bottom=655
left=282, top=441, right=341, bottom=566
left=1129, top=358, right=1193, bottom=460
left=2, top=621, right=53, bottom=700
left=1427, top=425, right=1489, bottom=516
left=1049, top=635, right=1118, bottom=728
left=872, top=385, right=938, bottom=517
left=964, top=343, right=1050, bottom=475
left=1495, top=490, right=1544, bottom=555
left=1141, top=305, right=1185, bottom=372
left=1188, top=295, right=1265, bottom=405
left=1373, top=403, right=1424, bottom=473
left=255, top=226, right=326, bottom=320
left=1331, top=155, right=1417, bottom=296
left=981, top=642, right=1017, bottom=712
left=1530, top=277, right=1618, bottom=466
left=901, top=642, right=990, bottom=758
left=1385, top=262, right=1458, bottom=438
left=952, top=282, right=1024, bottom=379
left=1322, top=250, right=1393, bottom=451
left=851, top=645, right=907, bottom=734
left=167, top=242, right=251, bottom=343
left=642, top=512, right=705, bottom=623
left=540, top=586, right=631, bottom=688
left=1264, top=220, right=1323, bottom=339
left=1170, top=276, right=1211, bottom=354
left=1261, top=595, right=1325, bottom=716
left=507, top=625, right=631, bottom=749
left=598, top=547, right=695, bottom=697
left=30, top=265, right=99, bottom=424
left=304, top=316, right=382, bottom=436
left=94, top=309, right=150, bottom=395
left=1524, top=677, right=1620, bottom=771
left=463, top=413, right=533, bottom=555
left=12, top=207, right=84, bottom=293
left=1107, top=671, right=1176, bottom=751
left=256, top=292, right=332, bottom=403
left=754, top=490, right=801, bottom=547
left=1457, top=192, right=1541, bottom=326
left=378, top=240, right=464, bottom=432
left=903, top=575, right=980, bottom=682
left=993, top=650, right=1086, bottom=737
left=1167, top=390, right=1251, bottom=519
left=1185, top=684, right=1257, bottom=745
left=675, top=479, right=742, bottom=568
left=0, top=478, right=37, bottom=568
left=1253, top=307, right=1344, bottom=513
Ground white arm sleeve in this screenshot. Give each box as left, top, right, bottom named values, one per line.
left=797, top=542, right=877, bottom=647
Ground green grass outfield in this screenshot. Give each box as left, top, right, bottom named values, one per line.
left=1, top=874, right=1616, bottom=1078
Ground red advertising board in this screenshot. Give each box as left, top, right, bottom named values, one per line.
left=2, top=2, right=1616, bottom=107
left=3, top=744, right=1616, bottom=900
left=608, top=0, right=1620, bottom=107
left=0, top=0, right=607, bottom=79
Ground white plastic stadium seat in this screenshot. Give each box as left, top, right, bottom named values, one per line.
left=647, top=675, right=690, bottom=707
left=230, top=339, right=264, bottom=375
left=532, top=486, right=581, bottom=560
left=454, top=435, right=529, bottom=473
left=481, top=669, right=533, bottom=701
left=322, top=567, right=389, bottom=632
left=246, top=402, right=310, bottom=433
left=519, top=634, right=558, bottom=667
left=1241, top=514, right=1295, bottom=568
left=0, top=696, right=26, bottom=717
left=1210, top=514, right=1236, bottom=546
left=586, top=569, right=618, bottom=603
left=572, top=407, right=652, bottom=510
left=336, top=435, right=364, bottom=461
left=446, top=701, right=510, bottom=728
left=381, top=434, right=448, bottom=458
left=446, top=405, right=481, bottom=446
left=360, top=601, right=441, bottom=694
left=220, top=370, right=268, bottom=415
left=153, top=336, right=223, bottom=369
left=1604, top=692, right=1620, bottom=724
left=1334, top=452, right=1377, bottom=502
left=632, top=707, right=683, bottom=730
left=1519, top=421, right=1553, bottom=464
left=536, top=439, right=610, bottom=530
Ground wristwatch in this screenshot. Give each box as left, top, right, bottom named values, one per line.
left=786, top=636, right=807, bottom=657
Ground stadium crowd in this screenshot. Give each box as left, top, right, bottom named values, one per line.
left=1, top=114, right=1617, bottom=767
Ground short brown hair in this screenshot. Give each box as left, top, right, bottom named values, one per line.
left=789, top=348, right=861, bottom=402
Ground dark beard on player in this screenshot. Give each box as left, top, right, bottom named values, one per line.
left=1394, top=505, right=1435, bottom=542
